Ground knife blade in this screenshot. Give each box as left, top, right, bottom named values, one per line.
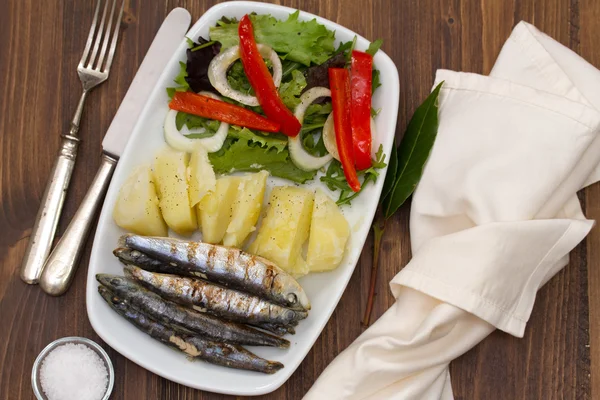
left=39, top=7, right=192, bottom=296
left=103, top=7, right=191, bottom=158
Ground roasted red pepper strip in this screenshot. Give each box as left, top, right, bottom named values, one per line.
left=329, top=68, right=360, bottom=192
left=169, top=91, right=281, bottom=133
left=350, top=50, right=373, bottom=170
left=238, top=15, right=301, bottom=137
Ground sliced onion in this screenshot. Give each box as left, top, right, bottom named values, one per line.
left=288, top=87, right=334, bottom=171
left=208, top=44, right=282, bottom=107
left=322, top=113, right=339, bottom=161
left=164, top=91, right=229, bottom=153
left=369, top=119, right=378, bottom=158
left=294, top=87, right=331, bottom=122
left=323, top=113, right=378, bottom=162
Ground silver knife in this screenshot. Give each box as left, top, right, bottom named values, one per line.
left=39, top=7, right=192, bottom=296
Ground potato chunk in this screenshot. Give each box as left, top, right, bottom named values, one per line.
left=153, top=147, right=197, bottom=235
left=248, top=186, right=314, bottom=275
left=306, top=189, right=350, bottom=271
left=222, top=171, right=269, bottom=248
left=197, top=176, right=240, bottom=244
left=187, top=145, right=216, bottom=207
left=113, top=165, right=167, bottom=236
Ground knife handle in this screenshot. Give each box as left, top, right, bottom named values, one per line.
left=20, top=134, right=80, bottom=284
left=40, top=153, right=117, bottom=296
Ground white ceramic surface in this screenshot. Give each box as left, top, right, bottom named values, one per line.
left=86, top=1, right=399, bottom=395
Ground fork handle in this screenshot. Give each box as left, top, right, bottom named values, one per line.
left=20, top=134, right=81, bottom=284
left=40, top=153, right=117, bottom=296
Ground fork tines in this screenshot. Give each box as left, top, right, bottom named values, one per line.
left=79, top=0, right=125, bottom=73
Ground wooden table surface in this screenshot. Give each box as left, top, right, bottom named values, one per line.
left=2, top=0, right=600, bottom=398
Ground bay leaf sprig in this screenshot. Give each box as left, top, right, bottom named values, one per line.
left=362, top=81, right=443, bottom=326
left=382, top=82, right=443, bottom=216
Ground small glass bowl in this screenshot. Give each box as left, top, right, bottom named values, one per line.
left=31, top=336, right=114, bottom=400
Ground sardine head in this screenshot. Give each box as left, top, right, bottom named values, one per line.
left=113, top=247, right=142, bottom=265
left=117, top=233, right=135, bottom=248
left=274, top=275, right=311, bottom=311
left=98, top=285, right=127, bottom=311
left=96, top=274, right=133, bottom=292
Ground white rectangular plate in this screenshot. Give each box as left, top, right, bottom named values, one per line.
left=87, top=1, right=399, bottom=396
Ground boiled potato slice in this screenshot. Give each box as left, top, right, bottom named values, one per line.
left=248, top=186, right=314, bottom=275
left=113, top=165, right=167, bottom=236
left=306, top=189, right=350, bottom=271
left=187, top=145, right=216, bottom=207
left=222, top=171, right=269, bottom=248
left=197, top=176, right=240, bottom=244
left=153, top=147, right=197, bottom=235
left=293, top=257, right=309, bottom=278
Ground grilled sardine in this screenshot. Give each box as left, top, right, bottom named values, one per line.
left=96, top=274, right=289, bottom=348
left=98, top=285, right=284, bottom=374
left=123, top=265, right=307, bottom=333
left=118, top=234, right=310, bottom=311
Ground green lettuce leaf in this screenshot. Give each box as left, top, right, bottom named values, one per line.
left=304, top=102, right=331, bottom=123
left=166, top=62, right=190, bottom=98
left=294, top=102, right=330, bottom=157
left=372, top=69, right=381, bottom=94
left=225, top=58, right=272, bottom=94
left=366, top=39, right=383, bottom=56
left=227, top=126, right=288, bottom=152
left=320, top=145, right=387, bottom=205
left=301, top=130, right=328, bottom=157
left=227, top=60, right=254, bottom=95
left=173, top=111, right=221, bottom=139
left=334, top=39, right=354, bottom=57
left=278, top=70, right=307, bottom=110
left=210, top=11, right=336, bottom=66
left=281, top=60, right=306, bottom=80
left=175, top=112, right=220, bottom=132
left=208, top=138, right=316, bottom=183
left=301, top=102, right=332, bottom=131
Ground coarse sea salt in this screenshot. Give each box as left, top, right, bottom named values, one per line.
left=39, top=343, right=108, bottom=400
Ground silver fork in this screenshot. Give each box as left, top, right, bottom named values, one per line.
left=20, top=0, right=125, bottom=284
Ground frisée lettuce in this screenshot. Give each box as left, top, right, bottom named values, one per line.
left=209, top=11, right=336, bottom=66
left=209, top=138, right=316, bottom=183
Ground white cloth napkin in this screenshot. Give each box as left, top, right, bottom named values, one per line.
left=304, top=21, right=600, bottom=400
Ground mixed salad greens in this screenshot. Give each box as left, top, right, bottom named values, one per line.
left=165, top=11, right=386, bottom=204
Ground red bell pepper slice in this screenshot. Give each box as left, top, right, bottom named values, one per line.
left=169, top=91, right=281, bottom=133
left=238, top=15, right=302, bottom=137
left=329, top=68, right=360, bottom=192
left=350, top=50, right=373, bottom=170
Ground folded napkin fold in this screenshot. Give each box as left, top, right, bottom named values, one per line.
left=304, top=21, right=600, bottom=399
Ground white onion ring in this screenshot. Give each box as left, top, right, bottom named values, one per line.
left=323, top=113, right=378, bottom=162
left=322, top=113, right=339, bottom=161
left=164, top=91, right=229, bottom=153
left=288, top=87, right=334, bottom=171
left=208, top=44, right=282, bottom=107
left=294, top=87, right=331, bottom=123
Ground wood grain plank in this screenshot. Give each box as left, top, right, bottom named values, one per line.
left=0, top=0, right=596, bottom=399
left=580, top=1, right=600, bottom=399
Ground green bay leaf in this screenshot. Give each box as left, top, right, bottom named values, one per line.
left=382, top=81, right=443, bottom=218
left=381, top=139, right=398, bottom=202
